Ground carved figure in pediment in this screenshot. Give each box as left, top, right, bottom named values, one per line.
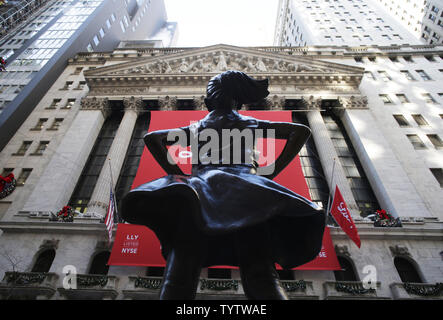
left=215, top=52, right=228, bottom=72
left=272, top=60, right=287, bottom=72
left=296, top=64, right=320, bottom=72
left=286, top=63, right=298, bottom=72
left=144, top=64, right=153, bottom=73
left=186, top=58, right=208, bottom=73
left=255, top=58, right=267, bottom=72
left=178, top=59, right=189, bottom=73
left=158, top=60, right=172, bottom=73
left=237, top=55, right=256, bottom=72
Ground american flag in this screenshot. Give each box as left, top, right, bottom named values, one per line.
left=105, top=184, right=116, bottom=242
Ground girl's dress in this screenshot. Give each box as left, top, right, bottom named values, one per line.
left=120, top=111, right=325, bottom=269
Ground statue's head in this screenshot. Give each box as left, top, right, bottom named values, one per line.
left=204, top=70, right=269, bottom=111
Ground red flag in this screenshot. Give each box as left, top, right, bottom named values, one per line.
left=330, top=186, right=361, bottom=248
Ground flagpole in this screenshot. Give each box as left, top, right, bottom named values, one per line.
left=108, top=158, right=120, bottom=222
left=325, top=158, right=336, bottom=224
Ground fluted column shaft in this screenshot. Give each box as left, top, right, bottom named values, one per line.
left=87, top=98, right=141, bottom=217
left=306, top=109, right=359, bottom=216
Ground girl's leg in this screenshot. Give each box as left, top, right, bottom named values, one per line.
left=235, top=225, right=289, bottom=300
left=159, top=216, right=207, bottom=300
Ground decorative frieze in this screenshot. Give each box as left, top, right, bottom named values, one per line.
left=80, top=97, right=111, bottom=117
left=338, top=95, right=369, bottom=109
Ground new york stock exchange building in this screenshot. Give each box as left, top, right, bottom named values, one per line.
left=0, top=42, right=442, bottom=300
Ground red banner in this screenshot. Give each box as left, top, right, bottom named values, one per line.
left=108, top=111, right=340, bottom=270
left=330, top=186, right=361, bottom=248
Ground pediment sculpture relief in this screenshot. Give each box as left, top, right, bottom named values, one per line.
left=110, top=51, right=330, bottom=75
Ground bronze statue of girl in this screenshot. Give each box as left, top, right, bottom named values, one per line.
left=121, top=70, right=325, bottom=300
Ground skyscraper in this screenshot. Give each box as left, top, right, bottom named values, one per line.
left=0, top=0, right=172, bottom=151
left=274, top=0, right=423, bottom=46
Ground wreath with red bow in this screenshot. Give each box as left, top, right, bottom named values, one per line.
left=56, top=205, right=74, bottom=222
left=0, top=173, right=16, bottom=199
left=373, top=209, right=401, bottom=227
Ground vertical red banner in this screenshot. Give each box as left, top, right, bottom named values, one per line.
left=108, top=111, right=340, bottom=270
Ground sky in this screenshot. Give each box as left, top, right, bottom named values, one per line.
left=164, top=0, right=280, bottom=47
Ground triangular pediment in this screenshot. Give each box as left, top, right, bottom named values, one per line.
left=84, top=44, right=364, bottom=79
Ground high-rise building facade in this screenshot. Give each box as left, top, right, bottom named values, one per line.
left=274, top=0, right=423, bottom=46
left=374, top=0, right=443, bottom=45
left=0, top=0, right=171, bottom=151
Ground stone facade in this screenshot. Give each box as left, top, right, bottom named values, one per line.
left=0, top=43, right=442, bottom=300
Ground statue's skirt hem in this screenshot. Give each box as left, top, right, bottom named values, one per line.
left=120, top=166, right=326, bottom=269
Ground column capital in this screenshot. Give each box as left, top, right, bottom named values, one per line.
left=269, top=95, right=285, bottom=110
left=80, top=96, right=111, bottom=118
left=193, top=95, right=206, bottom=110
left=123, top=96, right=143, bottom=114
left=301, top=95, right=322, bottom=110
left=158, top=95, right=177, bottom=110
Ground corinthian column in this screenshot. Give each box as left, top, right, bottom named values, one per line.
left=304, top=97, right=359, bottom=216
left=86, top=97, right=142, bottom=218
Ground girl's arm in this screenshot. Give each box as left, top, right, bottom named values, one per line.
left=144, top=127, right=190, bottom=176
left=256, top=120, right=311, bottom=180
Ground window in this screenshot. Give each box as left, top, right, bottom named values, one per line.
left=111, top=13, right=116, bottom=22
left=86, top=43, right=93, bottom=52
left=70, top=113, right=123, bottom=213
left=31, top=249, right=56, bottom=273
left=378, top=71, right=392, bottom=81
left=400, top=70, right=415, bottom=80
left=393, top=115, right=410, bottom=127
left=424, top=55, right=436, bottom=62
left=99, top=28, right=105, bottom=38
left=31, top=118, right=48, bottom=130
left=389, top=56, right=398, bottom=62
left=31, top=141, right=49, bottom=155
left=72, top=67, right=83, bottom=75
left=364, top=71, right=375, bottom=80
left=16, top=168, right=32, bottom=185
left=422, top=93, right=437, bottom=103
left=416, top=70, right=431, bottom=80
left=14, top=141, right=32, bottom=156
left=379, top=94, right=392, bottom=104
left=403, top=55, right=414, bottom=63
left=354, top=57, right=363, bottom=63
left=48, top=118, right=64, bottom=130
left=334, top=256, right=358, bottom=281
left=63, top=99, right=75, bottom=109
left=120, top=21, right=126, bottom=32
left=76, top=81, right=86, bottom=90
left=61, top=81, right=73, bottom=90
left=407, top=134, right=426, bottom=149
left=427, top=134, right=443, bottom=149
left=394, top=257, right=422, bottom=283
left=368, top=56, right=376, bottom=62
left=106, top=19, right=111, bottom=29
left=88, top=251, right=111, bottom=275
left=93, top=35, right=99, bottom=46
left=396, top=94, right=409, bottom=103
left=430, top=168, right=443, bottom=187
left=411, top=114, right=428, bottom=126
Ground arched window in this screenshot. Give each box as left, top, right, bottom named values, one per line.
left=88, top=251, right=110, bottom=275
left=31, top=249, right=56, bottom=273
left=394, top=257, right=423, bottom=283
left=334, top=256, right=358, bottom=281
